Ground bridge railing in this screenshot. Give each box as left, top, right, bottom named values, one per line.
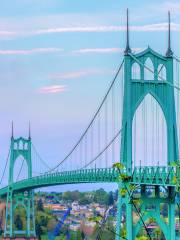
left=132, top=166, right=177, bottom=186
left=0, top=166, right=179, bottom=197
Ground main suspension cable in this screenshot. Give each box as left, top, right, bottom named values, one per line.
left=81, top=128, right=122, bottom=170
left=0, top=148, right=10, bottom=185
left=46, top=60, right=124, bottom=173
left=32, top=143, right=51, bottom=170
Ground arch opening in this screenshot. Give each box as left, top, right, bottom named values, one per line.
left=13, top=156, right=28, bottom=182
left=136, top=218, right=166, bottom=240
left=160, top=203, right=168, bottom=224
left=18, top=140, right=23, bottom=150
left=144, top=58, right=154, bottom=80
left=13, top=205, right=27, bottom=232
left=132, top=62, right=141, bottom=80
left=158, top=64, right=166, bottom=81
left=132, top=93, right=167, bottom=167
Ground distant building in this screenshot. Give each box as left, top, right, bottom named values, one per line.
left=72, top=201, right=80, bottom=211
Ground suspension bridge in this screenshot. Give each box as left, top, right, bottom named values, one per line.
left=0, top=10, right=180, bottom=240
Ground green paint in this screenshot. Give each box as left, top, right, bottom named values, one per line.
left=116, top=47, right=179, bottom=240
left=4, top=136, right=36, bottom=238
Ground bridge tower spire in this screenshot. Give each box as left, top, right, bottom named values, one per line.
left=116, top=11, right=179, bottom=240
left=124, top=8, right=131, bottom=55
left=28, top=121, right=31, bottom=140
left=11, top=121, right=14, bottom=139
left=166, top=11, right=173, bottom=57
left=4, top=126, right=36, bottom=238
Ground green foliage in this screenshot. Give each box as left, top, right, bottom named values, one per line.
left=47, top=218, right=57, bottom=232
left=132, top=199, right=142, bottom=206
left=14, top=214, right=23, bottom=230
left=35, top=205, right=56, bottom=237
left=154, top=227, right=161, bottom=237
left=93, top=188, right=109, bottom=205
left=113, top=162, right=124, bottom=170
left=62, top=191, right=80, bottom=201
left=108, top=191, right=114, bottom=206
left=36, top=189, right=114, bottom=206
left=37, top=198, right=44, bottom=212
left=121, top=227, right=126, bottom=238
left=119, top=173, right=131, bottom=181
left=91, top=220, right=115, bottom=240
left=170, top=161, right=180, bottom=167
left=36, top=223, right=43, bottom=240
left=14, top=206, right=26, bottom=231
left=89, top=216, right=102, bottom=223
left=135, top=236, right=148, bottom=240
left=129, top=184, right=136, bottom=192
left=119, top=188, right=127, bottom=197
left=148, top=217, right=156, bottom=224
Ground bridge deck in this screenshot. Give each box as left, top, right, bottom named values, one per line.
left=0, top=166, right=177, bottom=196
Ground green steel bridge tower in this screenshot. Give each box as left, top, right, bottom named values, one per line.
left=116, top=10, right=179, bottom=240
left=0, top=10, right=180, bottom=240
left=4, top=126, right=36, bottom=238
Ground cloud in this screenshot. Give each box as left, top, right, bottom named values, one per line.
left=38, top=85, right=68, bottom=94
left=73, top=48, right=121, bottom=54
left=131, top=22, right=180, bottom=32
left=0, top=22, right=180, bottom=39
left=29, top=23, right=179, bottom=35
left=0, top=48, right=63, bottom=55
left=0, top=47, right=141, bottom=58
left=48, top=69, right=114, bottom=80
left=25, top=23, right=180, bottom=36
left=72, top=47, right=142, bottom=55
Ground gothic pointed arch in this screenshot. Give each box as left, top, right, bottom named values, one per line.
left=132, top=93, right=167, bottom=167
left=144, top=57, right=154, bottom=80
left=131, top=62, right=141, bottom=79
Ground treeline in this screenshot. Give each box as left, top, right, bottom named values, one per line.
left=36, top=188, right=118, bottom=206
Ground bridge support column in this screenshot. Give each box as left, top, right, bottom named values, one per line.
left=4, top=189, right=13, bottom=238
left=126, top=202, right=133, bottom=240
left=168, top=187, right=176, bottom=240
left=131, top=185, right=177, bottom=240
left=168, top=202, right=175, bottom=240
left=4, top=135, right=36, bottom=238
left=4, top=190, right=36, bottom=238
left=116, top=183, right=133, bottom=240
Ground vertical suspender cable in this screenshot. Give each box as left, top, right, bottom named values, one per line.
left=143, top=100, right=145, bottom=167
left=157, top=102, right=160, bottom=165
left=91, top=124, right=94, bottom=168
left=112, top=85, right=115, bottom=165
left=105, top=100, right=108, bottom=168
left=151, top=95, right=154, bottom=166
left=85, top=133, right=87, bottom=169
left=145, top=97, right=147, bottom=166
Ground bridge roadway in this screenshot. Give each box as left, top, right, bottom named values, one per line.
left=0, top=166, right=177, bottom=196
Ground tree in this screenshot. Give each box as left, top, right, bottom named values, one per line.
left=14, top=214, right=23, bottom=230
left=81, top=230, right=85, bottom=239
left=37, top=199, right=44, bottom=212
left=108, top=191, right=114, bottom=206
left=114, top=189, right=118, bottom=201
left=94, top=188, right=108, bottom=205
left=136, top=237, right=148, bottom=240
left=62, top=191, right=81, bottom=202
left=154, top=228, right=161, bottom=240
left=36, top=223, right=43, bottom=240
left=47, top=218, right=57, bottom=232
left=39, top=215, right=48, bottom=227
